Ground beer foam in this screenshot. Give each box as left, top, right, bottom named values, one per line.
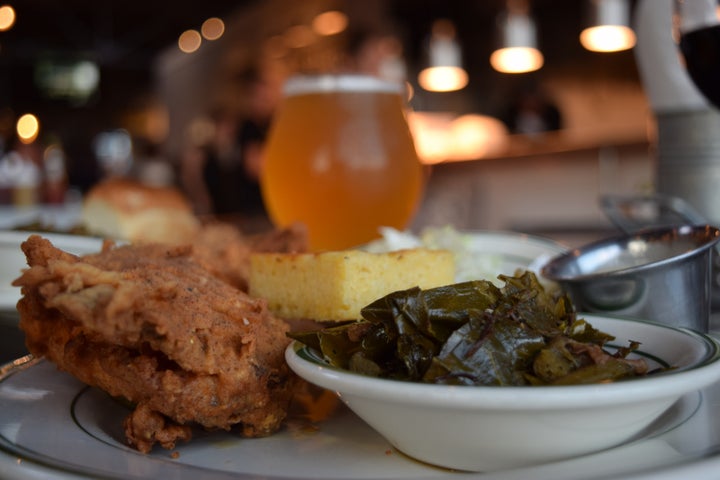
left=283, top=74, right=404, bottom=96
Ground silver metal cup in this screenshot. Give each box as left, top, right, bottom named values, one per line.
left=541, top=225, right=720, bottom=332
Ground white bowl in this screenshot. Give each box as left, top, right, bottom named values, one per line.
left=0, top=230, right=105, bottom=310
left=286, top=315, right=720, bottom=472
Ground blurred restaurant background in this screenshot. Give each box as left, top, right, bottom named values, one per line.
left=0, top=0, right=661, bottom=245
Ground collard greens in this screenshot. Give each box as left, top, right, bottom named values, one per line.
left=289, top=271, right=649, bottom=386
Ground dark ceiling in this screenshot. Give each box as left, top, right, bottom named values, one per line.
left=0, top=0, right=640, bottom=91
left=0, top=0, right=641, bottom=102
left=0, top=0, right=641, bottom=160
left=0, top=0, right=644, bottom=194
left=0, top=0, right=256, bottom=146
left=0, top=0, right=245, bottom=68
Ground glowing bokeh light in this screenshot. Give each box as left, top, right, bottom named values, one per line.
left=407, top=111, right=509, bottom=164
left=449, top=114, right=508, bottom=160
left=17, top=114, right=40, bottom=144
left=0, top=5, right=15, bottom=31
left=489, top=47, right=544, bottom=74
left=580, top=25, right=636, bottom=52
left=201, top=17, right=225, bottom=41
left=417, top=66, right=468, bottom=92
left=178, top=29, right=202, bottom=53
left=312, top=10, right=348, bottom=36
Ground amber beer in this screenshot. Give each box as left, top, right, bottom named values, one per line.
left=261, top=75, right=424, bottom=251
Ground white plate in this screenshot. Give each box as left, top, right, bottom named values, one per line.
left=0, top=204, right=83, bottom=232
left=363, top=228, right=568, bottom=284
left=450, top=230, right=568, bottom=281
left=0, top=231, right=105, bottom=311
left=4, top=335, right=720, bottom=479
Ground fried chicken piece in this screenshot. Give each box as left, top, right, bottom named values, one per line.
left=190, top=222, right=308, bottom=292
left=189, top=223, right=254, bottom=291
left=246, top=222, right=309, bottom=253
left=13, top=235, right=295, bottom=453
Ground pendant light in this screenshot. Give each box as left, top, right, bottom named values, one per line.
left=490, top=0, right=544, bottom=74
left=418, top=19, right=469, bottom=92
left=580, top=0, right=636, bottom=52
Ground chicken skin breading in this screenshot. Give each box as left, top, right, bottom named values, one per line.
left=189, top=221, right=308, bottom=292
left=13, top=235, right=295, bottom=453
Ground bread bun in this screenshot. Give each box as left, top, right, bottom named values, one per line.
left=82, top=178, right=200, bottom=244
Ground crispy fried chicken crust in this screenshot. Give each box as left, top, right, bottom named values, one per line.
left=13, top=235, right=295, bottom=453
left=189, top=221, right=308, bottom=291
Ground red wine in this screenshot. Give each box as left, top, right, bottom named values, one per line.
left=680, top=25, right=720, bottom=109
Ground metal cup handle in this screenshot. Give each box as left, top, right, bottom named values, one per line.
left=599, top=194, right=708, bottom=234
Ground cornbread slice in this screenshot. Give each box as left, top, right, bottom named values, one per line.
left=249, top=248, right=455, bottom=321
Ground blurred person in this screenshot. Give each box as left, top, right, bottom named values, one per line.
left=181, top=68, right=278, bottom=228
left=502, top=82, right=563, bottom=135
left=342, top=26, right=408, bottom=83
left=235, top=71, right=277, bottom=219
left=61, top=128, right=102, bottom=195
left=181, top=109, right=240, bottom=216
left=131, top=139, right=174, bottom=187
left=42, top=140, right=69, bottom=204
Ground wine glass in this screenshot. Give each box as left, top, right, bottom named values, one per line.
left=674, top=0, right=720, bottom=109
left=260, top=74, right=425, bottom=251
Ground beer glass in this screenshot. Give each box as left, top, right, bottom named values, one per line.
left=261, top=75, right=425, bottom=251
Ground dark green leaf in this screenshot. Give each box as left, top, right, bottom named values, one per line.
left=288, top=271, right=653, bottom=386
left=424, top=309, right=546, bottom=385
